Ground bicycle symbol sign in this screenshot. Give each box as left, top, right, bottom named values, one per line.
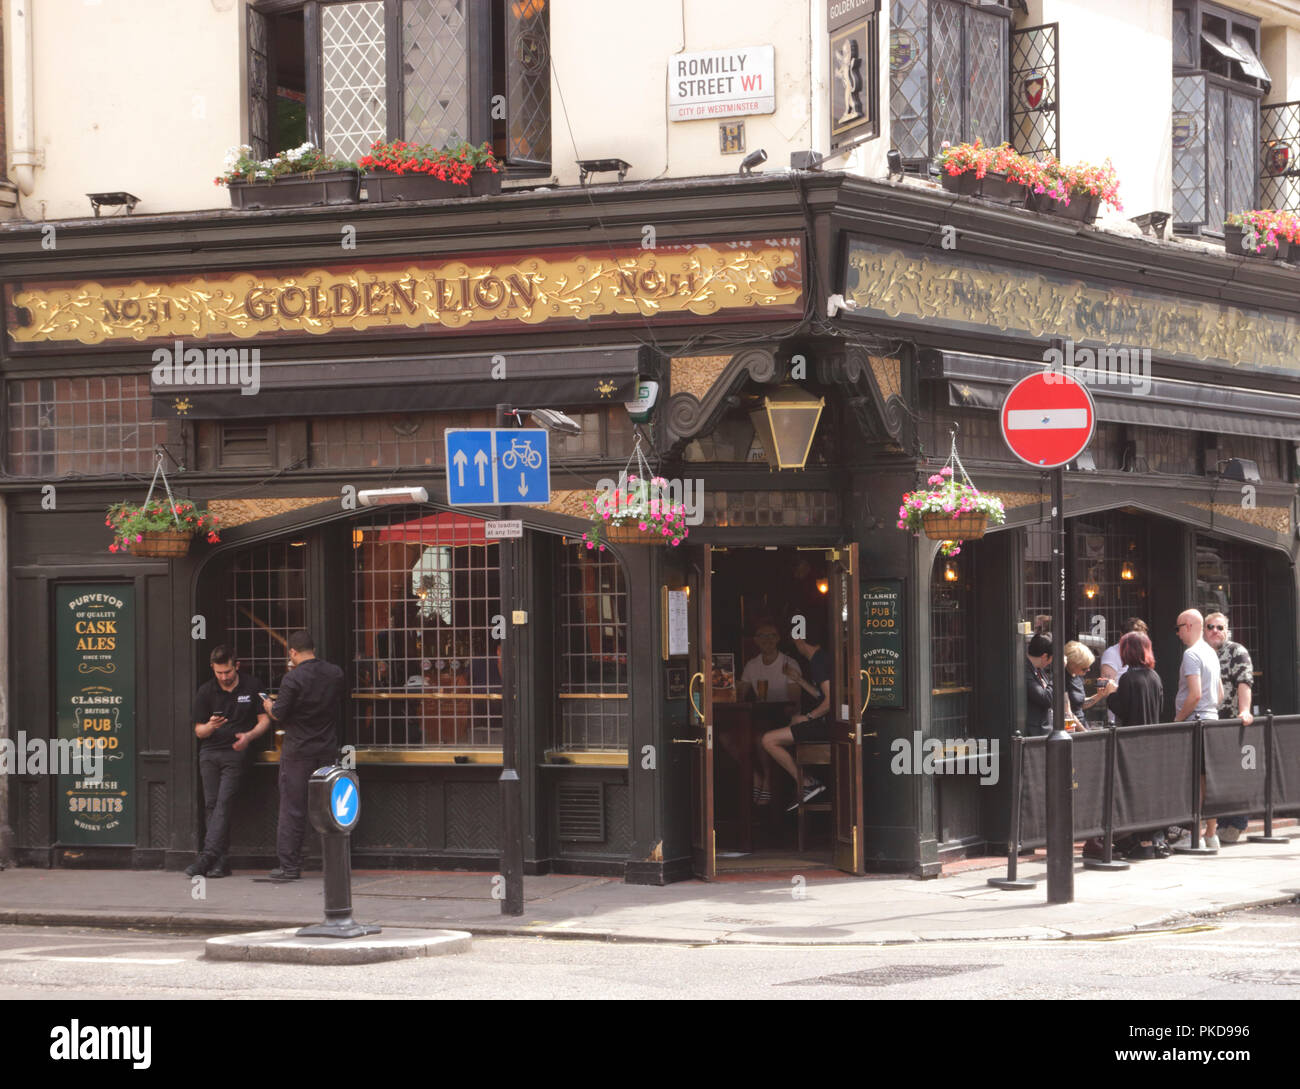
left=445, top=428, right=550, bottom=506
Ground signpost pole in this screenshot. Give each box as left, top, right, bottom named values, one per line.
left=1045, top=466, right=1074, bottom=903
left=495, top=404, right=524, bottom=916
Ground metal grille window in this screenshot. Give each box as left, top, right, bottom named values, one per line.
left=931, top=551, right=973, bottom=741
left=1195, top=533, right=1262, bottom=705
left=226, top=542, right=308, bottom=694
left=555, top=544, right=629, bottom=752
left=248, top=0, right=549, bottom=170
left=1071, top=512, right=1148, bottom=651
left=1172, top=2, right=1267, bottom=235
left=890, top=0, right=1010, bottom=169
left=352, top=510, right=501, bottom=748
left=5, top=376, right=166, bottom=477
left=1022, top=522, right=1052, bottom=636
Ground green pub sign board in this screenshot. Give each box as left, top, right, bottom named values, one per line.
left=55, top=584, right=135, bottom=844
left=861, top=579, right=903, bottom=708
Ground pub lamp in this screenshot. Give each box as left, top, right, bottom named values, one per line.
left=359, top=487, right=430, bottom=506
left=749, top=384, right=826, bottom=470
left=816, top=578, right=830, bottom=595
left=1121, top=562, right=1136, bottom=581
left=739, top=149, right=768, bottom=175
left=576, top=158, right=632, bottom=185
left=943, top=560, right=959, bottom=582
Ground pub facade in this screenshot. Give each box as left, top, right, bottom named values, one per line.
left=2, top=0, right=1299, bottom=881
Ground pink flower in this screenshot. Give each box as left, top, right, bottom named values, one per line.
left=940, top=467, right=953, bottom=477
left=586, top=541, right=594, bottom=550
left=135, top=533, right=143, bottom=543
left=638, top=522, right=647, bottom=531
left=928, top=474, right=943, bottom=486
left=941, top=504, right=953, bottom=513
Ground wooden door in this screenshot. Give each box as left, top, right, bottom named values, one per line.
left=687, top=547, right=715, bottom=879
left=830, top=544, right=865, bottom=874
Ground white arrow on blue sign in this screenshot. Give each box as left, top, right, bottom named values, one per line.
left=445, top=428, right=551, bottom=506
left=331, top=776, right=359, bottom=829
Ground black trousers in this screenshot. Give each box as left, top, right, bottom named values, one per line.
left=276, top=745, right=337, bottom=871
left=198, top=747, right=250, bottom=864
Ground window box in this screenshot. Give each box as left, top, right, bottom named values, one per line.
left=363, top=171, right=466, bottom=203
left=940, top=169, right=1028, bottom=205
left=1224, top=223, right=1292, bottom=260
left=1026, top=190, right=1101, bottom=224
left=226, top=169, right=360, bottom=210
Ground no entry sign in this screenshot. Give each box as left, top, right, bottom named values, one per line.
left=1000, top=372, right=1096, bottom=468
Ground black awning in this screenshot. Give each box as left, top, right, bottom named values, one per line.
left=928, top=351, right=1300, bottom=441
left=152, top=345, right=651, bottom=419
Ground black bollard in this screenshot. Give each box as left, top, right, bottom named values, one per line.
left=297, top=766, right=381, bottom=939
left=989, top=734, right=1034, bottom=890
left=1083, top=723, right=1128, bottom=871
left=1045, top=727, right=1074, bottom=901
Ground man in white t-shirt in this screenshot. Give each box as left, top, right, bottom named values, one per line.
left=1174, top=608, right=1224, bottom=848
left=739, top=622, right=798, bottom=703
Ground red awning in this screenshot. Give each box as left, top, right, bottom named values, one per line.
left=370, top=512, right=489, bottom=544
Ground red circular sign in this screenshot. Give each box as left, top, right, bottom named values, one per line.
left=1000, top=372, right=1096, bottom=468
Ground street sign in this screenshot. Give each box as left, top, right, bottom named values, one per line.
left=445, top=428, right=550, bottom=506
left=331, top=775, right=359, bottom=830
left=1000, top=372, right=1096, bottom=468
left=485, top=520, right=524, bottom=539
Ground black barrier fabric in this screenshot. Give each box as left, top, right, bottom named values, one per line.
left=1014, top=731, right=1107, bottom=848
left=1203, top=719, right=1267, bottom=819
left=1274, top=715, right=1300, bottom=814
left=1113, top=723, right=1196, bottom=836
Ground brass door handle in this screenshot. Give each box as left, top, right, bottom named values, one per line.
left=860, top=669, right=873, bottom=717
left=689, top=671, right=705, bottom=721
left=672, top=737, right=703, bottom=745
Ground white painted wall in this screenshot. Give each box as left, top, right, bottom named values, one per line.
left=5, top=0, right=243, bottom=220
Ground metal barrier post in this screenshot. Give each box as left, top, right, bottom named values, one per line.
left=1083, top=723, right=1128, bottom=871
left=1249, top=711, right=1288, bottom=844
left=1175, top=717, right=1217, bottom=855
left=989, top=734, right=1034, bottom=890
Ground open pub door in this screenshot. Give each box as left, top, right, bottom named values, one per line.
left=830, top=544, right=865, bottom=874
left=685, top=547, right=715, bottom=879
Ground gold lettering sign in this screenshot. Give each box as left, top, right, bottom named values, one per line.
left=6, top=238, right=804, bottom=347
left=846, top=240, right=1300, bottom=373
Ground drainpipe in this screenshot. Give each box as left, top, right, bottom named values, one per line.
left=7, top=0, right=39, bottom=196
left=0, top=494, right=12, bottom=867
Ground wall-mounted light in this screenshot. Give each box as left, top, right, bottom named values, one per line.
left=289, top=540, right=306, bottom=548
left=1120, top=562, right=1136, bottom=581
left=1084, top=582, right=1099, bottom=600
left=358, top=487, right=429, bottom=506
left=739, top=149, right=768, bottom=175
left=749, top=384, right=826, bottom=470
left=352, top=528, right=364, bottom=549
left=816, top=578, right=830, bottom=595
left=943, top=560, right=959, bottom=582
left=577, top=158, right=631, bottom=185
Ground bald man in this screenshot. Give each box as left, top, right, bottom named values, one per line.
left=1174, top=608, right=1225, bottom=848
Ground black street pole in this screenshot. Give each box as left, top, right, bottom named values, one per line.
left=496, top=403, right=524, bottom=916
left=1046, top=465, right=1074, bottom=903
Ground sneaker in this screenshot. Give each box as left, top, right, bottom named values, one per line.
left=1166, top=826, right=1187, bottom=845
left=1217, top=825, right=1243, bottom=844
left=786, top=779, right=826, bottom=812
left=206, top=862, right=232, bottom=879
left=266, top=867, right=301, bottom=881
left=1197, top=835, right=1220, bottom=850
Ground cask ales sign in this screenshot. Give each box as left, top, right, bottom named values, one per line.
left=861, top=579, right=903, bottom=709
left=55, top=585, right=135, bottom=844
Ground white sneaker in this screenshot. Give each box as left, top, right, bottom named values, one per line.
left=1198, top=834, right=1220, bottom=850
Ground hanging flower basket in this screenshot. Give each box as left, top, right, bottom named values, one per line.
left=580, top=435, right=689, bottom=551
left=128, top=529, right=195, bottom=558
left=106, top=455, right=220, bottom=557
left=897, top=437, right=1005, bottom=558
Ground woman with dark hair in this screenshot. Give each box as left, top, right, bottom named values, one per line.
left=1107, top=631, right=1167, bottom=858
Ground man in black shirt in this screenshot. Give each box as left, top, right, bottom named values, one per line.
left=262, top=629, right=345, bottom=880
left=757, top=622, right=834, bottom=812
left=185, top=646, right=270, bottom=878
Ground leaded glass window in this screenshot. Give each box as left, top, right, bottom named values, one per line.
left=321, top=1, right=389, bottom=162
left=890, top=0, right=1009, bottom=169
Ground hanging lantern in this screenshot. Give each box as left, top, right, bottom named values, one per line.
left=750, top=384, right=825, bottom=470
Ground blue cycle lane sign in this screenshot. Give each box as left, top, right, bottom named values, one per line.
left=445, top=428, right=551, bottom=506
left=331, top=775, right=359, bottom=830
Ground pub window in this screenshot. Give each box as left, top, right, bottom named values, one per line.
left=5, top=375, right=167, bottom=478
left=1071, top=512, right=1149, bottom=654
left=1195, top=533, right=1263, bottom=705
left=554, top=544, right=630, bottom=752
left=1172, top=1, right=1269, bottom=235
left=931, top=549, right=974, bottom=740
left=890, top=0, right=1011, bottom=170
left=247, top=0, right=550, bottom=171
left=227, top=542, right=309, bottom=694
left=352, top=510, right=501, bottom=749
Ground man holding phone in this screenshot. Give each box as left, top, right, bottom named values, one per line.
left=184, top=646, right=270, bottom=878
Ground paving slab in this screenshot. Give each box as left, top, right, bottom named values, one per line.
left=205, top=927, right=471, bottom=965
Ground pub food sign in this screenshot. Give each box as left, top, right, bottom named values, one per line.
left=861, top=579, right=903, bottom=709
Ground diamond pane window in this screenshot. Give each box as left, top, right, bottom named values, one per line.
left=403, top=0, right=469, bottom=148
left=322, top=1, right=388, bottom=162
left=1009, top=22, right=1058, bottom=161
left=503, top=0, right=551, bottom=164
left=1260, top=101, right=1300, bottom=213
left=889, top=0, right=1009, bottom=170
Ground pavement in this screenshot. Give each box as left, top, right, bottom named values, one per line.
left=1, top=823, right=1298, bottom=946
